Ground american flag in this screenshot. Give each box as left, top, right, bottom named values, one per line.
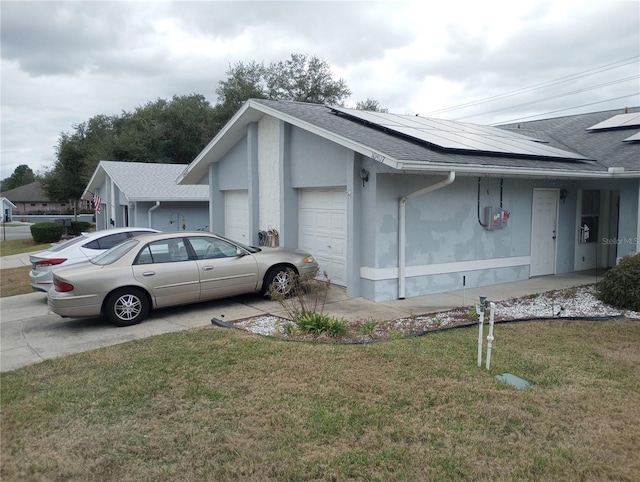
left=92, top=193, right=102, bottom=214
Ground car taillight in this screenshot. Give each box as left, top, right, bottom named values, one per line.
left=34, top=258, right=67, bottom=267
left=53, top=276, right=74, bottom=292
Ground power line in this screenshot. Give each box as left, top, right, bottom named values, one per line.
left=419, top=55, right=640, bottom=117
left=490, top=93, right=640, bottom=125
left=455, top=75, right=639, bottom=121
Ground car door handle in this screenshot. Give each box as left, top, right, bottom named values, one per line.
left=142, top=271, right=155, bottom=276
left=202, top=266, right=214, bottom=271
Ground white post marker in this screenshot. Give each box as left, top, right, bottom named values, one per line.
left=477, top=296, right=487, bottom=367
left=486, top=302, right=496, bottom=370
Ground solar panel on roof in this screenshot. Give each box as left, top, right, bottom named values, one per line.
left=623, top=132, right=640, bottom=142
left=586, top=113, right=640, bottom=131
left=330, top=106, right=590, bottom=161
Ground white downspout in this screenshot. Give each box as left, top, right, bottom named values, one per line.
left=148, top=201, right=160, bottom=229
left=398, top=171, right=456, bottom=299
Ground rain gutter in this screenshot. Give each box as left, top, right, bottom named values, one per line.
left=398, top=171, right=456, bottom=299
left=148, top=201, right=160, bottom=228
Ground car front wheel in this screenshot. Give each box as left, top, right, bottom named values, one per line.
left=263, top=266, right=296, bottom=296
left=104, top=288, right=150, bottom=326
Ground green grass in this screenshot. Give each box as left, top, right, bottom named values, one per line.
left=2, top=320, right=639, bottom=481
left=0, top=238, right=50, bottom=256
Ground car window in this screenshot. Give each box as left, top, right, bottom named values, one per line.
left=48, top=235, right=90, bottom=252
left=135, top=238, right=190, bottom=265
left=83, top=232, right=130, bottom=250
left=128, top=230, right=155, bottom=238
left=92, top=239, right=139, bottom=266
left=188, top=236, right=238, bottom=259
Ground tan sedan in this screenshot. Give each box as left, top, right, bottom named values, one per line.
left=48, top=231, right=318, bottom=326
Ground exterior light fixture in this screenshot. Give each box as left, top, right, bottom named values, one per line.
left=360, top=168, right=369, bottom=187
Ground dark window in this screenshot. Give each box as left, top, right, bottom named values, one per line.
left=581, top=190, right=600, bottom=244
left=83, top=232, right=130, bottom=250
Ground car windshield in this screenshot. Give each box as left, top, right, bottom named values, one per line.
left=219, top=235, right=261, bottom=254
left=91, top=238, right=139, bottom=266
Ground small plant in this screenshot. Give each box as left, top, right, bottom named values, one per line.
left=294, top=312, right=347, bottom=337
left=598, top=253, right=640, bottom=311
left=357, top=319, right=378, bottom=335
left=282, top=322, right=297, bottom=335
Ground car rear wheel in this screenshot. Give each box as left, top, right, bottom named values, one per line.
left=263, top=266, right=296, bottom=296
left=104, top=288, right=150, bottom=326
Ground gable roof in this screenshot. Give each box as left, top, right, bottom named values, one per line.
left=1, top=197, right=17, bottom=208
left=498, top=107, right=640, bottom=173
left=84, top=161, right=209, bottom=202
left=179, top=99, right=640, bottom=184
left=0, top=181, right=51, bottom=203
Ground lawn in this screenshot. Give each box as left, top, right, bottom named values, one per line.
left=0, top=238, right=47, bottom=297
left=2, top=319, right=639, bottom=481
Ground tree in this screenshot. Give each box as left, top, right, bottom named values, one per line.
left=41, top=132, right=90, bottom=217
left=266, top=54, right=351, bottom=105
left=356, top=98, right=389, bottom=113
left=215, top=61, right=267, bottom=120
left=3, top=164, right=36, bottom=190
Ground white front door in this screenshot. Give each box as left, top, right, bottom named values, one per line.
left=299, top=188, right=347, bottom=286
left=224, top=190, right=249, bottom=244
left=530, top=189, right=558, bottom=276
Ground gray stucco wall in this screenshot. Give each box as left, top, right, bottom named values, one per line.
left=290, top=127, right=351, bottom=188
left=133, top=201, right=209, bottom=231
left=361, top=174, right=632, bottom=301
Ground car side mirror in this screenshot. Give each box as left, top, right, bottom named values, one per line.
left=236, top=247, right=245, bottom=257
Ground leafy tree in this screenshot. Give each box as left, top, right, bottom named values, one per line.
left=356, top=98, right=389, bottom=113
left=216, top=61, right=267, bottom=119
left=41, top=133, right=90, bottom=210
left=43, top=94, right=219, bottom=204
left=2, top=164, right=36, bottom=190
left=265, top=54, right=351, bottom=105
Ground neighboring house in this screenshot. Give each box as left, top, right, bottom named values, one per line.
left=84, top=161, right=209, bottom=232
left=177, top=99, right=640, bottom=302
left=1, top=197, right=17, bottom=222
left=0, top=181, right=72, bottom=215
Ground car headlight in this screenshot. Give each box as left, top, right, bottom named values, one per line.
left=303, top=256, right=315, bottom=263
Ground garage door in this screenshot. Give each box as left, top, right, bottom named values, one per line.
left=299, top=188, right=347, bottom=286
left=225, top=190, right=249, bottom=243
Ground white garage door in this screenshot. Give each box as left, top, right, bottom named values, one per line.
left=299, top=188, right=347, bottom=286
left=225, top=190, right=249, bottom=243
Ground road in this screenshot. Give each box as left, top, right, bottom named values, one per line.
left=0, top=291, right=280, bottom=372
left=0, top=223, right=34, bottom=242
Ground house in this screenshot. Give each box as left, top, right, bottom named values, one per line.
left=83, top=161, right=209, bottom=231
left=0, top=181, right=73, bottom=215
left=1, top=197, right=17, bottom=222
left=177, top=99, right=639, bottom=302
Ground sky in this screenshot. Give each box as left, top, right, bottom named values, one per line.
left=1, top=0, right=639, bottom=180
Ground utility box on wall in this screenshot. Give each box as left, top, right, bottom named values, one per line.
left=484, top=206, right=509, bottom=230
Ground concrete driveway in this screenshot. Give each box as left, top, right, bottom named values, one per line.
left=0, top=290, right=290, bottom=372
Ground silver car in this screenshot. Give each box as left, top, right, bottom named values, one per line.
left=48, top=231, right=318, bottom=326
left=29, top=227, right=158, bottom=291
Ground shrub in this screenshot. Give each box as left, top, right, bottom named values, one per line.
left=30, top=222, right=63, bottom=243
left=597, top=253, right=640, bottom=311
left=70, top=221, right=92, bottom=236
left=268, top=268, right=327, bottom=321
